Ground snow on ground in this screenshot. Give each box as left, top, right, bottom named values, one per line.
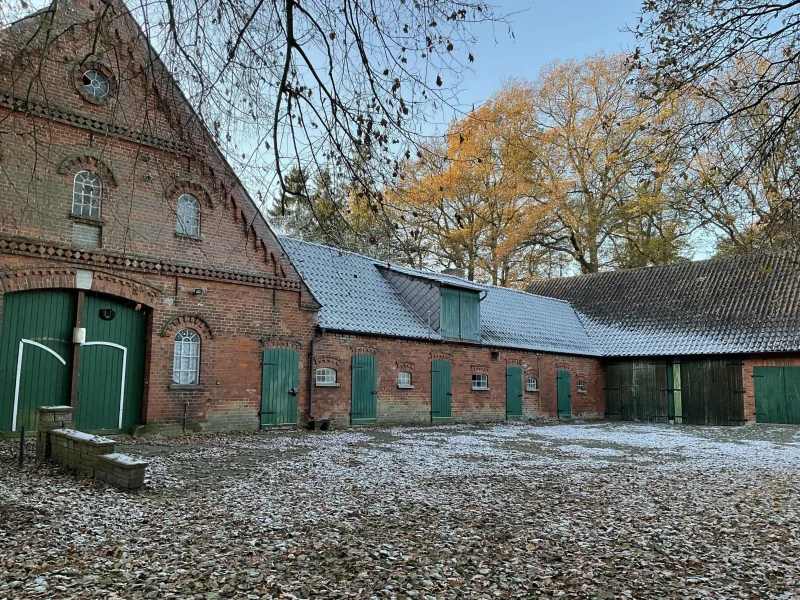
left=1, top=422, right=800, bottom=599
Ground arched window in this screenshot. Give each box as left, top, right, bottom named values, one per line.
left=315, top=368, right=337, bottom=386
left=72, top=170, right=102, bottom=218
left=577, top=380, right=586, bottom=393
left=173, top=328, right=201, bottom=385
left=176, top=193, right=201, bottom=237
left=526, top=377, right=539, bottom=392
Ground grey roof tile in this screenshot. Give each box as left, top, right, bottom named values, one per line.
left=280, top=237, right=600, bottom=356
left=526, top=250, right=800, bottom=357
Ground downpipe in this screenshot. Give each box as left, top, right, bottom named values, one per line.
left=308, top=328, right=325, bottom=423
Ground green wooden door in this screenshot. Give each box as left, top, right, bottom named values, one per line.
left=557, top=369, right=571, bottom=418
left=431, top=359, right=452, bottom=420
left=0, top=290, right=75, bottom=432
left=76, top=294, right=147, bottom=432
left=753, top=366, right=800, bottom=424
left=351, top=354, right=377, bottom=423
left=505, top=366, right=523, bottom=419
left=261, top=348, right=299, bottom=427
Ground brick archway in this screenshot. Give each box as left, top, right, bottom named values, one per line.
left=0, top=267, right=160, bottom=308
left=161, top=314, right=214, bottom=340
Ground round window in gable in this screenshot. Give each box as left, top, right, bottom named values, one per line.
left=82, top=70, right=109, bottom=99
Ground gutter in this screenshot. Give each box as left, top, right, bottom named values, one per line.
left=308, top=327, right=325, bottom=421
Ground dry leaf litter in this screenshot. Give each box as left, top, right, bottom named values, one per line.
left=2, top=422, right=799, bottom=599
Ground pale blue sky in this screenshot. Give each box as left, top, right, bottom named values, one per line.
left=437, top=0, right=642, bottom=128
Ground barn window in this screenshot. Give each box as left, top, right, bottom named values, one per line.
left=82, top=70, right=110, bottom=100
left=176, top=193, right=201, bottom=237
left=577, top=379, right=586, bottom=393
left=316, top=368, right=337, bottom=386
left=72, top=170, right=102, bottom=218
left=397, top=371, right=413, bottom=388
left=173, top=328, right=201, bottom=385
left=526, top=377, right=539, bottom=392
left=471, top=373, right=488, bottom=390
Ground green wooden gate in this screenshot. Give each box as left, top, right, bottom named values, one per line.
left=76, top=294, right=147, bottom=432
left=351, top=354, right=377, bottom=423
left=557, top=369, right=571, bottom=418
left=505, top=366, right=523, bottom=420
left=680, top=359, right=745, bottom=425
left=753, top=366, right=800, bottom=424
left=431, top=359, right=452, bottom=420
left=0, top=290, right=75, bottom=432
left=261, top=348, right=299, bottom=427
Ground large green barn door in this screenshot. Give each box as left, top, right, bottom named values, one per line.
left=261, top=348, right=299, bottom=427
left=351, top=354, right=377, bottom=423
left=0, top=290, right=75, bottom=432
left=605, top=362, right=624, bottom=420
left=557, top=369, right=571, bottom=418
left=76, top=294, right=147, bottom=432
left=431, top=359, right=452, bottom=420
left=505, top=366, right=523, bottom=420
left=753, top=367, right=800, bottom=424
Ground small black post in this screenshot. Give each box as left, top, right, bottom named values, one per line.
left=18, top=426, right=25, bottom=469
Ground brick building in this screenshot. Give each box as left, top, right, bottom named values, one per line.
left=527, top=250, right=800, bottom=426
left=280, top=239, right=605, bottom=426
left=0, top=0, right=319, bottom=434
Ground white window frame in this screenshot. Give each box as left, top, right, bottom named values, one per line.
left=526, top=377, right=539, bottom=392
left=176, top=193, right=201, bottom=237
left=72, top=170, right=102, bottom=218
left=315, top=367, right=337, bottom=386
left=173, top=328, right=201, bottom=385
left=82, top=69, right=110, bottom=99
left=471, top=373, right=489, bottom=390
left=577, top=379, right=587, bottom=393
left=397, top=371, right=413, bottom=389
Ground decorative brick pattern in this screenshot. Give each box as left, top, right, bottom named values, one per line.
left=161, top=314, right=214, bottom=339
left=57, top=153, right=118, bottom=186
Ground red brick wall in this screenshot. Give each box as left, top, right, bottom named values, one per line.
left=311, top=332, right=605, bottom=425
left=0, top=256, right=318, bottom=431
left=742, top=354, right=800, bottom=422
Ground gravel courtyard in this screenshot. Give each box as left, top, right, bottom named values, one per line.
left=2, top=423, right=800, bottom=599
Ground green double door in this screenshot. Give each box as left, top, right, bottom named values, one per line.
left=351, top=354, right=378, bottom=423
left=753, top=367, right=800, bottom=424
left=431, top=360, right=452, bottom=420
left=505, top=366, right=523, bottom=420
left=0, top=289, right=147, bottom=433
left=260, top=348, right=300, bottom=427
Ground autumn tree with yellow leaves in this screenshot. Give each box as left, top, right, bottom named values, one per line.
left=392, top=53, right=695, bottom=283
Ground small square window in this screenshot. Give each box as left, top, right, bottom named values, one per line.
left=526, top=377, right=539, bottom=392
left=397, top=371, right=413, bottom=388
left=315, top=368, right=337, bottom=386
left=577, top=380, right=586, bottom=393
left=471, top=373, right=488, bottom=390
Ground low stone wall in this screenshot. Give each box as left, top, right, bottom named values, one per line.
left=36, top=407, right=147, bottom=490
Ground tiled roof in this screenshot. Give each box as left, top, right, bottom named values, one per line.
left=280, top=237, right=599, bottom=356
left=525, top=250, right=800, bottom=357
left=379, top=263, right=488, bottom=291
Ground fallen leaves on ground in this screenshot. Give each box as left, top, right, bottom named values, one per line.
left=1, top=422, right=799, bottom=599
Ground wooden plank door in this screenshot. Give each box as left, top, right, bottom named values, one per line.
left=557, top=369, right=571, bottom=418
left=505, top=366, right=523, bottom=420
left=431, top=359, right=452, bottom=420
left=0, top=290, right=75, bottom=432
left=77, top=294, right=147, bottom=432
left=351, top=354, right=377, bottom=423
left=261, top=348, right=299, bottom=427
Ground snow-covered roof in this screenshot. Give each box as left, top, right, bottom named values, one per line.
left=280, top=237, right=600, bottom=356
left=526, top=249, right=800, bottom=357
